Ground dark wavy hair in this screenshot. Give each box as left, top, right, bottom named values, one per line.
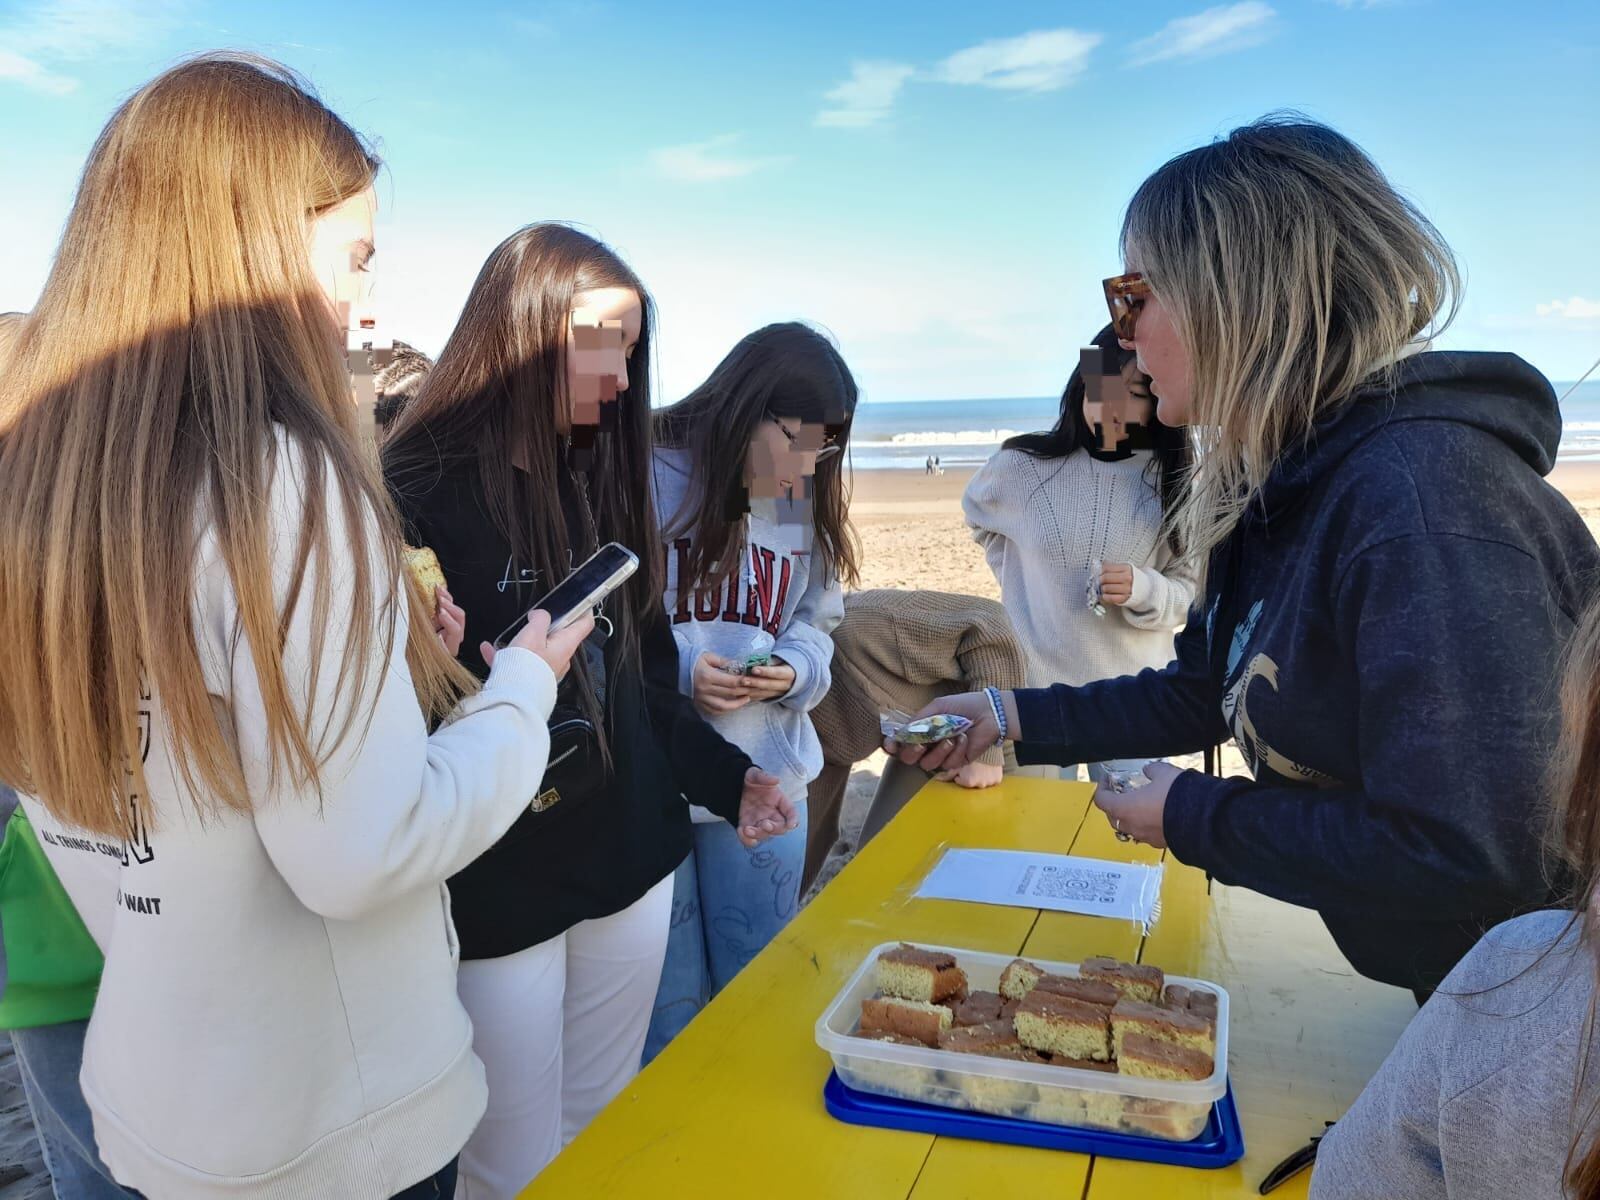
left=1003, top=323, right=1191, bottom=550
left=654, top=322, right=860, bottom=599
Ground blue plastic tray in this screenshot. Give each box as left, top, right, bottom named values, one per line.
left=823, top=1071, right=1245, bottom=1168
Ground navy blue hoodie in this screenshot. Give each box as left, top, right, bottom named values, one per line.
left=1012, top=352, right=1600, bottom=992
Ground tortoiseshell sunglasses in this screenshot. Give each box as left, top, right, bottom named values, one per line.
left=1103, top=272, right=1152, bottom=342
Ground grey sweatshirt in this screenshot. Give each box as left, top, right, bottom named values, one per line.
left=1311, top=908, right=1597, bottom=1200
left=652, top=447, right=843, bottom=820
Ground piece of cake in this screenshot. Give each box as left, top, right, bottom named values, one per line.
left=938, top=1020, right=1019, bottom=1051
left=1187, top=988, right=1220, bottom=1025
left=1083, top=1092, right=1128, bottom=1131
left=841, top=1053, right=939, bottom=1103
left=1028, top=1085, right=1089, bottom=1127
left=867, top=1032, right=927, bottom=1047
left=859, top=995, right=954, bottom=1046
left=402, top=545, right=446, bottom=615
left=1110, top=997, right=1216, bottom=1059
left=998, top=958, right=1045, bottom=1001
left=1162, top=984, right=1193, bottom=1010
left=1044, top=1053, right=1118, bottom=1073
left=1118, top=1032, right=1214, bottom=1082
left=1080, top=956, right=1164, bottom=1004
left=1013, top=990, right=1112, bottom=1061
left=938, top=1022, right=1041, bottom=1115
left=1034, top=974, right=1120, bottom=1010
left=1118, top=1096, right=1212, bottom=1141
left=859, top=995, right=953, bottom=1046
left=875, top=944, right=969, bottom=1004
left=946, top=989, right=1009, bottom=1027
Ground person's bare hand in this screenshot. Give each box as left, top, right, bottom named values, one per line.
left=692, top=652, right=753, bottom=717
left=1091, top=761, right=1181, bottom=848
left=737, top=657, right=796, bottom=702
left=935, top=759, right=1004, bottom=789
left=433, top=587, right=466, bottom=657
left=1099, top=563, right=1135, bottom=607
left=734, top=767, right=799, bottom=848
left=480, top=609, right=595, bottom=681
left=882, top=691, right=1001, bottom=774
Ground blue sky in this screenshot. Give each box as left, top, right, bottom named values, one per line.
left=1, top=0, right=1596, bottom=402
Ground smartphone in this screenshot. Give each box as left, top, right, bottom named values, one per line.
left=492, top=542, right=639, bottom=650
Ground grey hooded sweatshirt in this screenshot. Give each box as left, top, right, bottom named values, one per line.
left=1311, top=908, right=1597, bottom=1199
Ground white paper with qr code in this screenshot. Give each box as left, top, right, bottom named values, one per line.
left=915, top=849, right=1164, bottom=930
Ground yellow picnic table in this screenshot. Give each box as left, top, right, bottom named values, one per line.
left=520, top=776, right=1418, bottom=1199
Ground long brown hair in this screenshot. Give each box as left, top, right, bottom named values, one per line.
left=653, top=322, right=860, bottom=600
left=0, top=54, right=468, bottom=840
left=382, top=224, right=664, bottom=741
left=1120, top=114, right=1460, bottom=578
left=1550, top=596, right=1600, bottom=1197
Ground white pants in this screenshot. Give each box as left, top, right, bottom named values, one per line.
left=454, top=874, right=674, bottom=1199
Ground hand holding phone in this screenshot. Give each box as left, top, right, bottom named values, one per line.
left=481, top=609, right=595, bottom=680
left=491, top=542, right=639, bottom=650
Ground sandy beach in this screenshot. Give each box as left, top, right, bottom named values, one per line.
left=851, top=460, right=1600, bottom=596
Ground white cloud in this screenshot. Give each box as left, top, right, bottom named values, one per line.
left=816, top=60, right=915, bottom=128
left=0, top=46, right=75, bottom=93
left=1129, top=2, right=1277, bottom=67
left=1537, top=297, right=1600, bottom=320
left=934, top=28, right=1103, bottom=92
left=0, top=0, right=183, bottom=93
left=648, top=135, right=788, bottom=184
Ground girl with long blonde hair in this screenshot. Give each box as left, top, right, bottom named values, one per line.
left=887, top=114, right=1599, bottom=1001
left=0, top=55, right=587, bottom=1199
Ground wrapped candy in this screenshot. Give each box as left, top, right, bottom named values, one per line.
left=880, top=710, right=973, bottom=745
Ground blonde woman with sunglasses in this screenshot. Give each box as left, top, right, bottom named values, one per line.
left=886, top=114, right=1598, bottom=1001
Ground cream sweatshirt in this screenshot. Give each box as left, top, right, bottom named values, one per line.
left=20, top=430, right=558, bottom=1200
left=963, top=447, right=1195, bottom=689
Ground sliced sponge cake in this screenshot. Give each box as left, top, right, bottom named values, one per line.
left=875, top=944, right=969, bottom=1004
left=859, top=995, right=953, bottom=1046
left=1013, top=990, right=1112, bottom=1061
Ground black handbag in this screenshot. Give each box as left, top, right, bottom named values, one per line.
left=529, top=703, right=608, bottom=817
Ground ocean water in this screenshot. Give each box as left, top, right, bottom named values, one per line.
left=848, top=380, right=1600, bottom=470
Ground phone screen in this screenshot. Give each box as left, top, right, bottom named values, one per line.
left=492, top=542, right=639, bottom=649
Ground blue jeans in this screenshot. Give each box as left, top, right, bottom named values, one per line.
left=643, top=805, right=808, bottom=1063
left=11, top=1020, right=136, bottom=1199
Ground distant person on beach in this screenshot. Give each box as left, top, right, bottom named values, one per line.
left=886, top=114, right=1600, bottom=1000
left=964, top=322, right=1194, bottom=783
left=643, top=321, right=856, bottom=1060
left=802, top=589, right=1028, bottom=895
left=925, top=454, right=934, bottom=474
left=0, top=56, right=587, bottom=1200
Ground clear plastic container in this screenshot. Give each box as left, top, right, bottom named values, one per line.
left=815, top=942, right=1230, bottom=1142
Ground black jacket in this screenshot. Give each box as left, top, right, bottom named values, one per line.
left=1013, top=352, right=1600, bottom=991
left=388, top=452, right=751, bottom=958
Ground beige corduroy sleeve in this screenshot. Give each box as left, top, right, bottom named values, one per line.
left=836, top=590, right=1027, bottom=768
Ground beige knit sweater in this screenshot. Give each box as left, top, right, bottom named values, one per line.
left=964, top=447, right=1195, bottom=690
left=811, top=590, right=1027, bottom=769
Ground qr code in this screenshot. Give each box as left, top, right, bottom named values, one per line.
left=1018, top=864, right=1122, bottom=906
